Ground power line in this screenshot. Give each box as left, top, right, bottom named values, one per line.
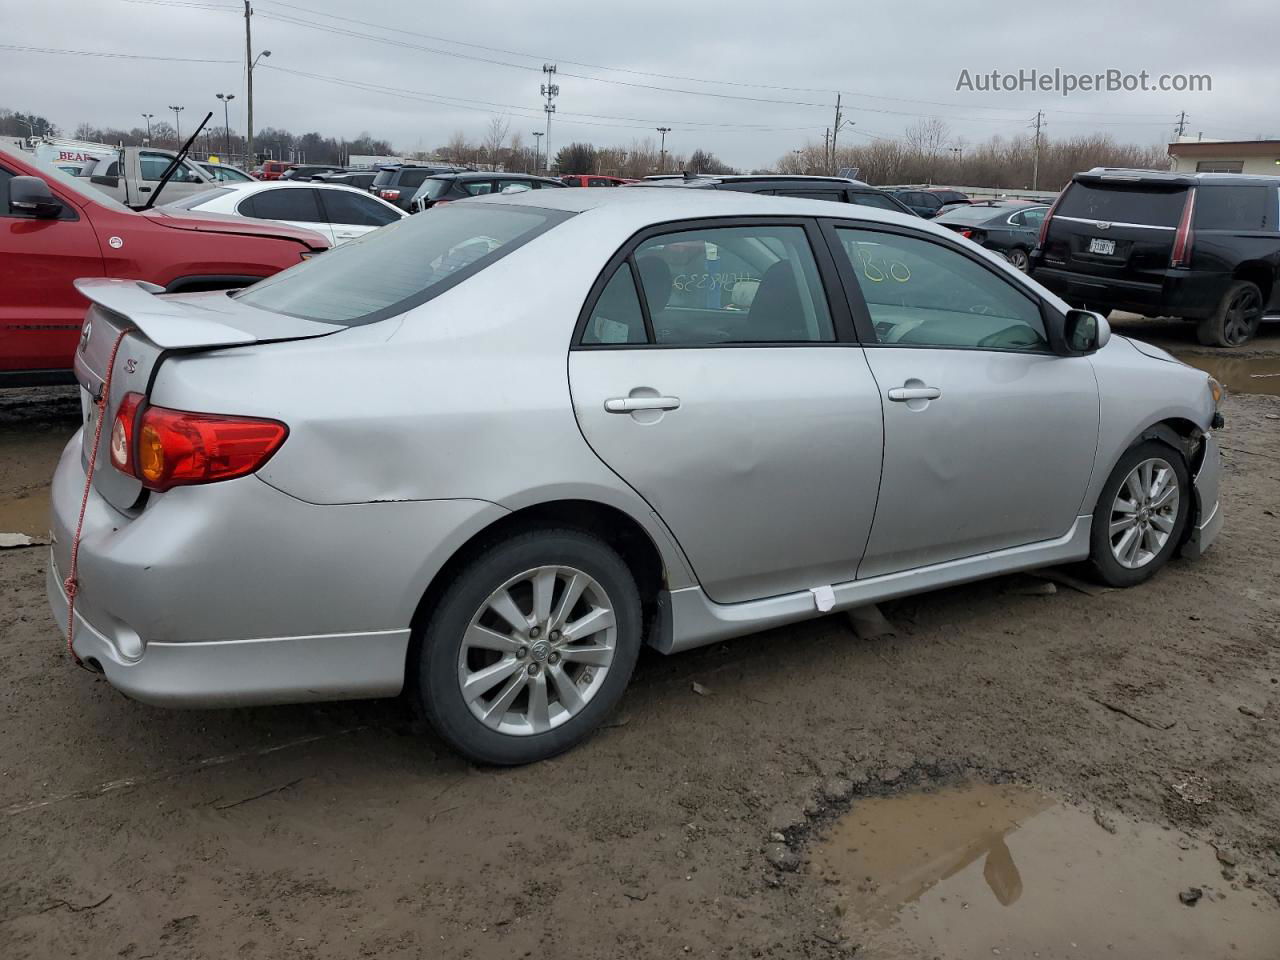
left=0, top=42, right=236, bottom=63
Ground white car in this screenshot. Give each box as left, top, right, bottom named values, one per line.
left=165, top=180, right=405, bottom=245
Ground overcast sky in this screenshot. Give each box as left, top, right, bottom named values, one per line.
left=3, top=0, right=1276, bottom=168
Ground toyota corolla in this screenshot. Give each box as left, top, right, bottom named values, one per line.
left=49, top=188, right=1223, bottom=764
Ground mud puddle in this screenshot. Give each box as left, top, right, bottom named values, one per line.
left=0, top=489, right=51, bottom=538
left=1179, top=354, right=1280, bottom=396
left=813, top=782, right=1280, bottom=959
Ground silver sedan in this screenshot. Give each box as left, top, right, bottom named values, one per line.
left=49, top=188, right=1223, bottom=764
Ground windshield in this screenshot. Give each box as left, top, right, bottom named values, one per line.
left=3, top=148, right=134, bottom=214
left=236, top=202, right=572, bottom=325
left=164, top=187, right=235, bottom=210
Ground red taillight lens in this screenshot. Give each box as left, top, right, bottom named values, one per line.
left=109, top=392, right=145, bottom=474
left=1171, top=188, right=1196, bottom=268
left=1037, top=185, right=1068, bottom=250
left=130, top=405, right=287, bottom=492
left=379, top=189, right=400, bottom=200
left=958, top=228, right=973, bottom=239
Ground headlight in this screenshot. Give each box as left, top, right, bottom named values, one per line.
left=1207, top=376, right=1224, bottom=411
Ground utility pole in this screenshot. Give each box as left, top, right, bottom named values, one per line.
left=823, top=128, right=831, bottom=174
left=656, top=126, right=671, bottom=172
left=541, top=64, right=559, bottom=173
left=1175, top=111, right=1189, bottom=138
left=216, top=93, right=235, bottom=159
left=141, top=113, right=154, bottom=143
left=532, top=130, right=543, bottom=173
left=1030, top=110, right=1044, bottom=191
left=168, top=105, right=184, bottom=146
left=830, top=93, right=853, bottom=174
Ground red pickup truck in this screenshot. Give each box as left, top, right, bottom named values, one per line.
left=1, top=147, right=330, bottom=385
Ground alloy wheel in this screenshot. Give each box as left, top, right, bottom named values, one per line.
left=1007, top=249, right=1030, bottom=272
left=457, top=565, right=617, bottom=736
left=1224, top=286, right=1262, bottom=346
left=1109, top=457, right=1180, bottom=569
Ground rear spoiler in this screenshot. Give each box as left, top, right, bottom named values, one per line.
left=73, top=278, right=340, bottom=350
left=1074, top=167, right=1196, bottom=188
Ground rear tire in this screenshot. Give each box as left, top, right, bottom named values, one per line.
left=1197, top=280, right=1263, bottom=347
left=415, top=528, right=642, bottom=765
left=1089, top=440, right=1191, bottom=587
left=1006, top=248, right=1030, bottom=272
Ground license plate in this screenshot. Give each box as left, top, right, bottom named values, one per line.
left=1089, top=237, right=1116, bottom=256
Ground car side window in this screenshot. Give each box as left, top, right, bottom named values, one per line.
left=582, top=263, right=649, bottom=345
left=139, top=153, right=200, bottom=183
left=1020, top=207, right=1047, bottom=228
left=319, top=190, right=400, bottom=226
left=632, top=225, right=835, bottom=345
left=777, top=190, right=840, bottom=202
left=588, top=178, right=612, bottom=187
left=241, top=187, right=325, bottom=223
left=835, top=228, right=1048, bottom=352
left=847, top=192, right=900, bottom=211
left=464, top=181, right=495, bottom=196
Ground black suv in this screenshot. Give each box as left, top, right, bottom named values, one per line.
left=369, top=163, right=464, bottom=211
left=407, top=172, right=565, bottom=213
left=634, top=175, right=916, bottom=216
left=889, top=188, right=970, bottom=219
left=1032, top=167, right=1280, bottom=346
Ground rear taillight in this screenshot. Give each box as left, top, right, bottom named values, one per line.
left=1171, top=188, right=1196, bottom=268
left=958, top=228, right=973, bottom=239
left=1037, top=186, right=1067, bottom=250
left=109, top=392, right=145, bottom=474
left=111, top=399, right=287, bottom=492
left=379, top=189, right=400, bottom=200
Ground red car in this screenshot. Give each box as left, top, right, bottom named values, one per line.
left=253, top=160, right=297, bottom=181
left=1, top=147, right=330, bottom=385
left=560, top=175, right=635, bottom=187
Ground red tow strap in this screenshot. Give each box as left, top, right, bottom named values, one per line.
left=64, top=328, right=129, bottom=666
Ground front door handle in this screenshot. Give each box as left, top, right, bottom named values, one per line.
left=604, top=396, right=681, bottom=413
left=887, top=385, right=941, bottom=402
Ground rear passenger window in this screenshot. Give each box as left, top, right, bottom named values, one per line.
left=239, top=188, right=324, bottom=223
left=633, top=226, right=834, bottom=345
left=777, top=190, right=841, bottom=202
left=582, top=264, right=648, bottom=345
left=835, top=228, right=1047, bottom=352
left=1195, top=186, right=1273, bottom=231
left=848, top=192, right=901, bottom=211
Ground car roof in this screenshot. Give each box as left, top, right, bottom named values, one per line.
left=218, top=180, right=391, bottom=197
left=660, top=174, right=875, bottom=188
left=431, top=172, right=563, bottom=184
left=1077, top=166, right=1280, bottom=188
left=466, top=181, right=935, bottom=232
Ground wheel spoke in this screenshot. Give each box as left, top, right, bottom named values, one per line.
left=1142, top=524, right=1164, bottom=555
left=1139, top=461, right=1153, bottom=498
left=559, top=643, right=613, bottom=667
left=1151, top=484, right=1178, bottom=511
left=550, top=573, right=588, bottom=630
left=562, top=605, right=615, bottom=642
left=1149, top=467, right=1170, bottom=500
left=463, top=624, right=523, bottom=654
left=1114, top=526, right=1140, bottom=566
left=1151, top=511, right=1176, bottom=534
left=526, top=671, right=550, bottom=733
left=548, top=664, right=586, bottom=714
left=1110, top=515, right=1138, bottom=537
left=462, top=655, right=521, bottom=703
left=481, top=669, right=529, bottom=727
left=1124, top=473, right=1144, bottom=504
left=1113, top=496, right=1139, bottom=515
left=531, top=568, right=557, bottom=625
left=487, top=588, right=530, bottom=635
left=1125, top=527, right=1145, bottom=565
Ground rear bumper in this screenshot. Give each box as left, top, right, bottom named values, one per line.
left=45, top=430, right=509, bottom=707
left=1181, top=433, right=1223, bottom=560
left=1032, top=265, right=1226, bottom=319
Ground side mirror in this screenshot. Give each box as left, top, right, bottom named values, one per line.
left=9, top=176, right=64, bottom=218
left=1060, top=308, right=1111, bottom=354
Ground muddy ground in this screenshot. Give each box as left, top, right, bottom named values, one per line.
left=1, top=317, right=1279, bottom=959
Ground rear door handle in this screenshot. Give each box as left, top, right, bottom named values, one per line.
left=887, top=385, right=941, bottom=402
left=604, top=396, right=681, bottom=413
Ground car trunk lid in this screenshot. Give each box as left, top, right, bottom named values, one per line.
left=1042, top=177, right=1190, bottom=280
left=72, top=278, right=341, bottom=512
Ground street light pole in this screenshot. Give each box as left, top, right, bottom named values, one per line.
left=168, top=105, right=184, bottom=146
left=532, top=130, right=543, bottom=174
left=216, top=93, right=235, bottom=160
left=141, top=113, right=154, bottom=143
left=656, top=127, right=671, bottom=173
left=244, top=1, right=271, bottom=167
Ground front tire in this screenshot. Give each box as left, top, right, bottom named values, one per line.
left=1197, top=280, right=1263, bottom=347
left=416, top=529, right=642, bottom=765
left=1089, top=440, right=1191, bottom=587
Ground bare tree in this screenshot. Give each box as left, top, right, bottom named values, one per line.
left=484, top=115, right=511, bottom=169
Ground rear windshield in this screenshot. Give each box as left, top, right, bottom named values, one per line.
left=236, top=202, right=570, bottom=325
left=371, top=169, right=396, bottom=187
left=1194, top=185, right=1274, bottom=231
left=164, top=187, right=234, bottom=210
left=1058, top=182, right=1187, bottom=227
left=420, top=178, right=452, bottom=200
